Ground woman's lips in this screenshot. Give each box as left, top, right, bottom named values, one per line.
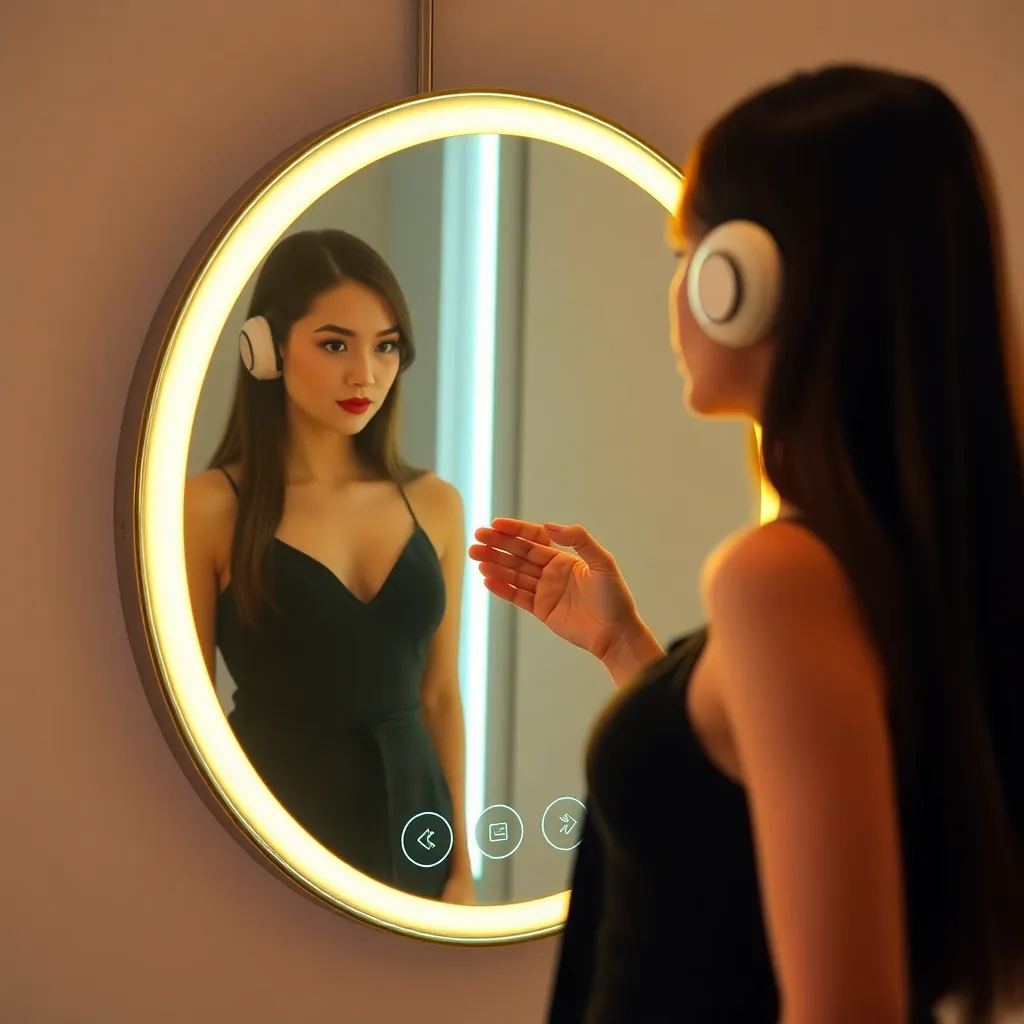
left=338, top=398, right=372, bottom=414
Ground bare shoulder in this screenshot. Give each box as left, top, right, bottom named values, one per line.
left=184, top=467, right=238, bottom=565
left=185, top=467, right=237, bottom=518
left=702, top=519, right=857, bottom=621
left=403, top=472, right=464, bottom=561
left=408, top=472, right=464, bottom=525
left=701, top=518, right=886, bottom=709
left=408, top=470, right=462, bottom=505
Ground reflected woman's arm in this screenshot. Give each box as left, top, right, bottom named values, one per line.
left=419, top=478, right=475, bottom=903
left=184, top=471, right=230, bottom=682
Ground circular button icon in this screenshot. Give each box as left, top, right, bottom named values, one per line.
left=541, top=796, right=586, bottom=851
left=473, top=804, right=524, bottom=860
left=400, top=811, right=453, bottom=868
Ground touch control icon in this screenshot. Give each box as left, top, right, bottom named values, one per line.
left=541, top=796, right=586, bottom=851
left=473, top=804, right=524, bottom=860
left=401, top=811, right=454, bottom=868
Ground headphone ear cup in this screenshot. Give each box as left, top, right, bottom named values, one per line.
left=686, top=220, right=783, bottom=348
left=239, top=316, right=281, bottom=380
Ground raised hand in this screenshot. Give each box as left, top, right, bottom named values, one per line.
left=467, top=518, right=642, bottom=663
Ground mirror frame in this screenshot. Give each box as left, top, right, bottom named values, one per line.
left=114, top=87, right=779, bottom=945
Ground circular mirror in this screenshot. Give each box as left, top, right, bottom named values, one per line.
left=115, top=90, right=773, bottom=944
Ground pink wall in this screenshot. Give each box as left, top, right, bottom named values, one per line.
left=2, top=1, right=1021, bottom=1021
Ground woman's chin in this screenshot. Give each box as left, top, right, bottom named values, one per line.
left=681, top=381, right=708, bottom=417
left=682, top=385, right=736, bottom=421
left=328, top=409, right=375, bottom=434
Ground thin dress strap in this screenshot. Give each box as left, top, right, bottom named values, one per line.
left=218, top=465, right=240, bottom=497
left=395, top=480, right=421, bottom=528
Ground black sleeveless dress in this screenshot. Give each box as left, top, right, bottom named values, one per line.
left=550, top=608, right=939, bottom=1020
left=549, top=629, right=779, bottom=1022
left=215, top=469, right=453, bottom=899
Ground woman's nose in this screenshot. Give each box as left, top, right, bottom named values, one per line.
left=344, top=352, right=375, bottom=386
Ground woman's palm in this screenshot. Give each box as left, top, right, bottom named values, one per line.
left=468, top=519, right=637, bottom=661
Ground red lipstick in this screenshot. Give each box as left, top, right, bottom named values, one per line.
left=338, top=398, right=372, bottom=414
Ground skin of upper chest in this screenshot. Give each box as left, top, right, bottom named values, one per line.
left=274, top=476, right=446, bottom=602
left=212, top=472, right=448, bottom=601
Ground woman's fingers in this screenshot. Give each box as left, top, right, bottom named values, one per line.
left=471, top=526, right=556, bottom=567
left=489, top=517, right=552, bottom=543
left=481, top=574, right=535, bottom=614
left=467, top=544, right=544, bottom=580
left=476, top=559, right=539, bottom=593
left=543, top=522, right=615, bottom=570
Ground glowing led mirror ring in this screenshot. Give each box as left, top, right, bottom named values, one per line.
left=114, top=88, right=774, bottom=945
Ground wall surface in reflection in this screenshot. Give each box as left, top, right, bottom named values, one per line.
left=508, top=140, right=753, bottom=901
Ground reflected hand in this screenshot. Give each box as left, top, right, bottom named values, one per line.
left=468, top=518, right=641, bottom=662
left=441, top=870, right=477, bottom=905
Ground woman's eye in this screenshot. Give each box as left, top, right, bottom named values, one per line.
left=319, top=338, right=398, bottom=354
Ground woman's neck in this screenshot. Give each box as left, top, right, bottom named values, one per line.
left=283, top=417, right=364, bottom=488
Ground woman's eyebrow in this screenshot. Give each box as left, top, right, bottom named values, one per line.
left=313, top=324, right=400, bottom=336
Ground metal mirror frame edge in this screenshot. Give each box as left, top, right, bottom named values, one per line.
left=113, top=88, right=756, bottom=945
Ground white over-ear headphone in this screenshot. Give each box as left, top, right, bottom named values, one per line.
left=239, top=316, right=282, bottom=380
left=686, top=220, right=784, bottom=348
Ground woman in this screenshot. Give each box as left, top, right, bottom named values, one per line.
left=470, top=66, right=1024, bottom=1021
left=184, top=228, right=475, bottom=904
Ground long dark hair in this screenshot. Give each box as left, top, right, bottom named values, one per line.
left=209, top=228, right=423, bottom=628
left=680, top=65, right=1024, bottom=1021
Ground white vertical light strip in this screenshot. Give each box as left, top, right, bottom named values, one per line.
left=436, top=134, right=501, bottom=879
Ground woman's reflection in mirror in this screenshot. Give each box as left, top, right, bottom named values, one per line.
left=184, top=229, right=475, bottom=903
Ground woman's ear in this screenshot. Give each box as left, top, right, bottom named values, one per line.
left=274, top=324, right=289, bottom=372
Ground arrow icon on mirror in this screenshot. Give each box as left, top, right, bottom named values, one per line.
left=417, top=828, right=436, bottom=850
left=558, top=812, right=577, bottom=834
